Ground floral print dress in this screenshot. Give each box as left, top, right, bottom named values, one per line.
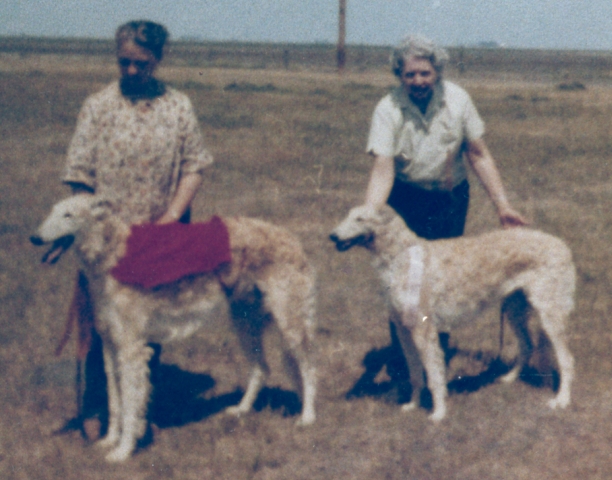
left=62, top=81, right=213, bottom=224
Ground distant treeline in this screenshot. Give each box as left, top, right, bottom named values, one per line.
left=2, top=36, right=612, bottom=80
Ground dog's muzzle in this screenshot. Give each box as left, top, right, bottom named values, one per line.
left=29, top=235, right=45, bottom=246
left=31, top=234, right=75, bottom=264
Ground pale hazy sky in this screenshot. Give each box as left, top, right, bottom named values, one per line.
left=2, top=0, right=612, bottom=50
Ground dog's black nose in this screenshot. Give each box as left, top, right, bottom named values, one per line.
left=30, top=235, right=44, bottom=246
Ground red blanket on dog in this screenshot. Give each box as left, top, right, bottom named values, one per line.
left=111, top=216, right=231, bottom=289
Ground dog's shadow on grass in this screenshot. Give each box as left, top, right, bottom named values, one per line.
left=148, top=349, right=301, bottom=429
left=148, top=362, right=239, bottom=428
left=63, top=338, right=301, bottom=439
left=346, top=324, right=559, bottom=409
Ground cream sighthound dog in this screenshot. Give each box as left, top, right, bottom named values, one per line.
left=32, top=195, right=317, bottom=462
left=330, top=204, right=575, bottom=422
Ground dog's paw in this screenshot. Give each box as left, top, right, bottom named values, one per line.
left=295, top=412, right=316, bottom=427
left=400, top=401, right=417, bottom=413
left=428, top=407, right=446, bottom=423
left=105, top=445, right=133, bottom=463
left=225, top=405, right=249, bottom=418
left=96, top=433, right=120, bottom=450
left=547, top=395, right=570, bottom=410
left=500, top=366, right=520, bottom=384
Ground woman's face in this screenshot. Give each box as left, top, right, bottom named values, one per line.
left=117, top=41, right=159, bottom=90
left=400, top=56, right=438, bottom=103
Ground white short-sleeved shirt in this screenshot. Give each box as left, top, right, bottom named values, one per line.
left=366, top=80, right=484, bottom=191
left=62, top=82, right=213, bottom=224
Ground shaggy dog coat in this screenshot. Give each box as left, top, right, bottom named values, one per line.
left=32, top=195, right=317, bottom=462
left=330, top=204, right=575, bottom=422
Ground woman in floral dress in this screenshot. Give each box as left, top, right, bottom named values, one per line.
left=63, top=20, right=212, bottom=224
left=58, top=20, right=213, bottom=437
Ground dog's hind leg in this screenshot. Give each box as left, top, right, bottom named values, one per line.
left=527, top=276, right=575, bottom=409
left=500, top=291, right=533, bottom=384
left=544, top=328, right=574, bottom=409
left=226, top=298, right=270, bottom=418
left=281, top=328, right=317, bottom=426
left=285, top=310, right=317, bottom=425
left=227, top=364, right=267, bottom=417
left=539, top=310, right=574, bottom=409
left=105, top=341, right=154, bottom=463
left=261, top=268, right=317, bottom=426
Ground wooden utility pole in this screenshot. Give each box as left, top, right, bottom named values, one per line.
left=337, top=0, right=346, bottom=72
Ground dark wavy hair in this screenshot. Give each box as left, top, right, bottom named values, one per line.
left=115, top=21, right=169, bottom=60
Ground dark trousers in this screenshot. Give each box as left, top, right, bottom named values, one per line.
left=387, top=179, right=470, bottom=240
left=349, top=180, right=470, bottom=404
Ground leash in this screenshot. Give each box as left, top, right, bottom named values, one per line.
left=499, top=305, right=505, bottom=359
left=53, top=271, right=95, bottom=439
left=56, top=271, right=94, bottom=360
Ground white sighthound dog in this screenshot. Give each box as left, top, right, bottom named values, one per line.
left=330, top=204, right=575, bottom=422
left=31, top=195, right=317, bottom=462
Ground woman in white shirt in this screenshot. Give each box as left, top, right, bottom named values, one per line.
left=365, top=35, right=526, bottom=238
left=350, top=35, right=527, bottom=405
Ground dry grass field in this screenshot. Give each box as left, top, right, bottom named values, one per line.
left=2, top=42, right=612, bottom=479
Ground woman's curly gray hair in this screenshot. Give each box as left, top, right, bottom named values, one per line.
left=390, top=35, right=449, bottom=78
left=115, top=20, right=169, bottom=60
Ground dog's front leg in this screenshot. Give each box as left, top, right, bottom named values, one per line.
left=295, top=358, right=317, bottom=426
left=411, top=319, right=447, bottom=422
left=105, top=341, right=153, bottom=463
left=96, top=344, right=121, bottom=450
left=393, top=315, right=426, bottom=413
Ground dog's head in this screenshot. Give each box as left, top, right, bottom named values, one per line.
left=30, top=194, right=104, bottom=264
left=329, top=204, right=397, bottom=252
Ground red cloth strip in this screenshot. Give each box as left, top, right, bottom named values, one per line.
left=111, top=216, right=231, bottom=289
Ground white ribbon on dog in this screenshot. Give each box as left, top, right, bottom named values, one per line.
left=404, top=245, right=425, bottom=308
left=391, top=244, right=427, bottom=327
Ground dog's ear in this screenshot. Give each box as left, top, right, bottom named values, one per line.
left=349, top=204, right=378, bottom=222
left=377, top=205, right=398, bottom=225
left=90, top=198, right=115, bottom=221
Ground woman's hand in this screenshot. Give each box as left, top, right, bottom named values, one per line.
left=498, top=205, right=529, bottom=228
left=155, top=211, right=180, bottom=225
left=155, top=172, right=203, bottom=225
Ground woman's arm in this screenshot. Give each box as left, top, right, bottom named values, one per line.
left=62, top=99, right=99, bottom=191
left=364, top=154, right=395, bottom=208
left=466, top=138, right=528, bottom=228
left=156, top=172, right=203, bottom=224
